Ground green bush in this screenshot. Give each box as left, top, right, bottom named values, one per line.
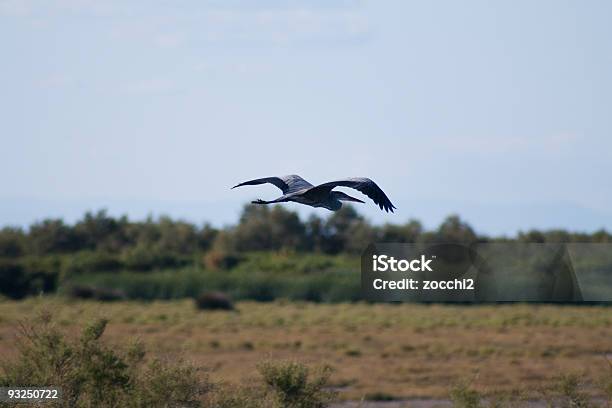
left=0, top=257, right=59, bottom=299
left=205, top=384, right=273, bottom=408
left=62, top=267, right=362, bottom=303
left=0, top=260, right=29, bottom=299
left=450, top=382, right=483, bottom=408
left=203, top=248, right=243, bottom=270
left=0, top=227, right=24, bottom=257
left=0, top=314, right=210, bottom=407
left=1, top=244, right=371, bottom=302
left=121, top=245, right=190, bottom=271
left=257, top=360, right=335, bottom=408
left=61, top=251, right=122, bottom=277
left=64, top=269, right=207, bottom=300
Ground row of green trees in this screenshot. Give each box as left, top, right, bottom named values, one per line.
left=1, top=205, right=610, bottom=300
left=0, top=211, right=217, bottom=257
left=1, top=206, right=610, bottom=259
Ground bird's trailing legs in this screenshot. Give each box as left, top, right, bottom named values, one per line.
left=251, top=197, right=288, bottom=205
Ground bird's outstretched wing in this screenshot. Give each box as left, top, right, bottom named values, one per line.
left=309, top=177, right=396, bottom=213
left=232, top=175, right=313, bottom=194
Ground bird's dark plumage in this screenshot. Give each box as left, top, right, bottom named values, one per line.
left=307, top=177, right=396, bottom=213
left=232, top=174, right=396, bottom=213
left=232, top=175, right=312, bottom=194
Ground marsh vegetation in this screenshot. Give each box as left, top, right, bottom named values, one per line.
left=0, top=299, right=610, bottom=406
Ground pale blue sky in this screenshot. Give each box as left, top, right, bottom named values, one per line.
left=1, top=0, right=611, bottom=235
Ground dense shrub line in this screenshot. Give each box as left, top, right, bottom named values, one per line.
left=0, top=314, right=210, bottom=407
left=64, top=267, right=361, bottom=302
left=1, top=205, right=610, bottom=300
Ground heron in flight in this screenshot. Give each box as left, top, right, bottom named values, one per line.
left=232, top=175, right=396, bottom=213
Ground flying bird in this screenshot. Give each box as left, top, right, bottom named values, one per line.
left=232, top=175, right=396, bottom=213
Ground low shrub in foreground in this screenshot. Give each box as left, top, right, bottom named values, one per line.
left=0, top=313, right=210, bottom=407
left=449, top=371, right=612, bottom=408
left=0, top=315, right=337, bottom=408
left=258, top=360, right=336, bottom=408
left=450, top=381, right=484, bottom=408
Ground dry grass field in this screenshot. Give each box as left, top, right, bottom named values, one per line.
left=0, top=298, right=611, bottom=403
